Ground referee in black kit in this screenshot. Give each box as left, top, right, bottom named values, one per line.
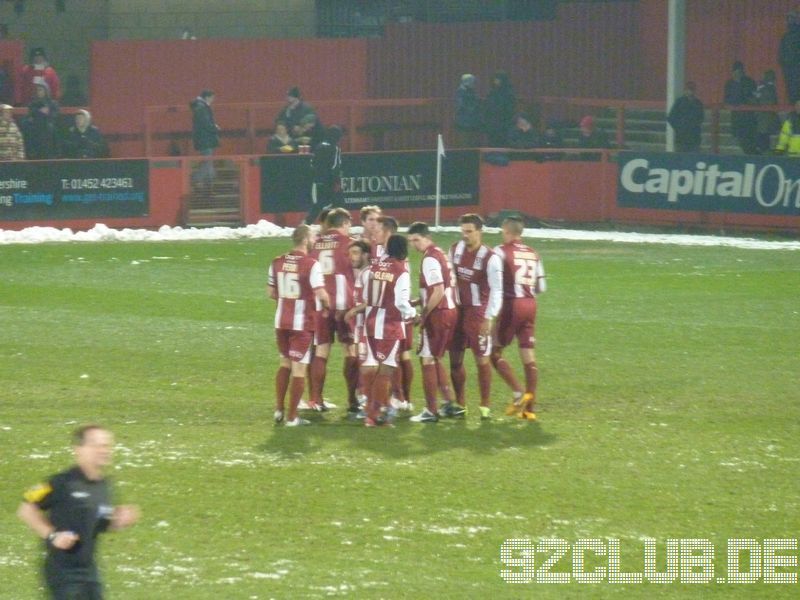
left=305, top=125, right=344, bottom=225
left=17, top=424, right=140, bottom=599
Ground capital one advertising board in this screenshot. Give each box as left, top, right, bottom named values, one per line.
left=617, top=152, right=800, bottom=216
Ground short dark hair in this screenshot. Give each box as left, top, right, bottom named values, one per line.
left=318, top=207, right=332, bottom=226
left=73, top=424, right=106, bottom=446
left=325, top=207, right=351, bottom=229
left=386, top=234, right=408, bottom=260
left=292, top=224, right=311, bottom=246
left=407, top=221, right=430, bottom=237
left=200, top=89, right=215, bottom=99
left=348, top=240, right=370, bottom=255
left=459, top=213, right=484, bottom=229
left=378, top=215, right=399, bottom=234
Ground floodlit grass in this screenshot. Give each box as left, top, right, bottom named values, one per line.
left=0, top=235, right=798, bottom=599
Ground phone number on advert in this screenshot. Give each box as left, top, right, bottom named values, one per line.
left=61, top=178, right=135, bottom=190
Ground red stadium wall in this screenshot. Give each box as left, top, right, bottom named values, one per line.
left=0, top=40, right=26, bottom=105
left=90, top=38, right=369, bottom=153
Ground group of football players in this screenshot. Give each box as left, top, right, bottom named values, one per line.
left=267, top=205, right=545, bottom=427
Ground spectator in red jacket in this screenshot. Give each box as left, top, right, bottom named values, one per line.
left=17, top=47, right=60, bottom=106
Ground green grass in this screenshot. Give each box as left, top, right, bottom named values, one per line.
left=0, top=235, right=798, bottom=599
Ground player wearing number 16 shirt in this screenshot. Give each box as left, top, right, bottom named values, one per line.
left=268, top=224, right=330, bottom=426
left=491, top=216, right=546, bottom=421
left=308, top=208, right=358, bottom=412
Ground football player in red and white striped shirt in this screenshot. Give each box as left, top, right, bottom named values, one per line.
left=308, top=208, right=357, bottom=411
left=492, top=216, right=546, bottom=421
left=346, top=239, right=371, bottom=414
left=375, top=216, right=414, bottom=411
left=407, top=221, right=458, bottom=423
left=267, top=224, right=330, bottom=426
left=448, top=213, right=503, bottom=419
left=361, top=234, right=416, bottom=426
left=359, top=205, right=383, bottom=253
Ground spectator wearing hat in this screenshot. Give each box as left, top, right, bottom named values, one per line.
left=275, top=87, right=319, bottom=139
left=779, top=11, right=800, bottom=103
left=17, top=47, right=60, bottom=106
left=22, top=82, right=59, bottom=159
left=0, top=104, right=24, bottom=161
left=724, top=61, right=758, bottom=154
left=62, top=110, right=109, bottom=159
left=667, top=82, right=705, bottom=152
left=454, top=74, right=483, bottom=148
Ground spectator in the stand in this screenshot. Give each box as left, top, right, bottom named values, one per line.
left=667, top=81, right=704, bottom=152
left=59, top=74, right=88, bottom=107
left=484, top=71, right=516, bottom=147
left=454, top=73, right=483, bottom=148
left=17, top=47, right=60, bottom=106
left=275, top=87, right=318, bottom=139
left=507, top=113, right=539, bottom=149
left=724, top=61, right=758, bottom=155
left=295, top=112, right=325, bottom=149
left=779, top=11, right=800, bottom=103
left=774, top=100, right=800, bottom=156
left=267, top=121, right=297, bottom=154
left=190, top=89, right=220, bottom=186
left=754, top=70, right=781, bottom=154
left=576, top=115, right=611, bottom=149
left=22, top=82, right=59, bottom=159
left=0, top=104, right=24, bottom=161
left=61, top=110, right=109, bottom=159
left=305, top=125, right=344, bottom=225
left=539, top=121, right=564, bottom=161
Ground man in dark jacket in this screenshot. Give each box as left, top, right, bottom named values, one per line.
left=667, top=82, right=704, bottom=152
left=276, top=87, right=319, bottom=139
left=484, top=71, right=516, bottom=147
left=62, top=110, right=109, bottom=158
left=305, top=125, right=344, bottom=225
left=454, top=74, right=482, bottom=148
left=779, top=12, right=800, bottom=103
left=190, top=89, right=219, bottom=185
left=724, top=62, right=758, bottom=155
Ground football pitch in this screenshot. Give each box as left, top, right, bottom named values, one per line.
left=0, top=232, right=798, bottom=599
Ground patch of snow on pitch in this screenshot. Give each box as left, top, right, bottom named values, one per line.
left=1, top=220, right=798, bottom=250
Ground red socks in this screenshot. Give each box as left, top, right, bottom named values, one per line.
left=275, top=365, right=290, bottom=412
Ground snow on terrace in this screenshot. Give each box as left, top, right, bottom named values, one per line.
left=0, top=220, right=799, bottom=251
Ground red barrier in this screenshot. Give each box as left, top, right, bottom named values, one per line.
left=3, top=153, right=799, bottom=234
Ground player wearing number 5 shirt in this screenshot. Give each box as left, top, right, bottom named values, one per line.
left=407, top=221, right=457, bottom=423
left=448, top=214, right=503, bottom=419
left=491, top=216, right=546, bottom=421
left=268, top=224, right=330, bottom=426
left=308, top=208, right=358, bottom=412
left=361, top=234, right=416, bottom=427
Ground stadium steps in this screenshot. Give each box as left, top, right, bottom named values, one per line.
left=593, top=107, right=778, bottom=155
left=184, top=163, right=243, bottom=227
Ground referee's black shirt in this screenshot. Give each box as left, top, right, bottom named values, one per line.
left=23, top=466, right=113, bottom=583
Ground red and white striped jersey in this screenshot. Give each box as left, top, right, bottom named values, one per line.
left=493, top=241, right=546, bottom=298
left=268, top=251, right=324, bottom=331
left=419, top=244, right=456, bottom=312
left=310, top=229, right=355, bottom=311
left=364, top=257, right=415, bottom=340
left=449, top=240, right=504, bottom=319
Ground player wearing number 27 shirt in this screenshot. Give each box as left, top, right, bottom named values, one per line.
left=491, top=216, right=546, bottom=421
left=268, top=224, right=330, bottom=426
